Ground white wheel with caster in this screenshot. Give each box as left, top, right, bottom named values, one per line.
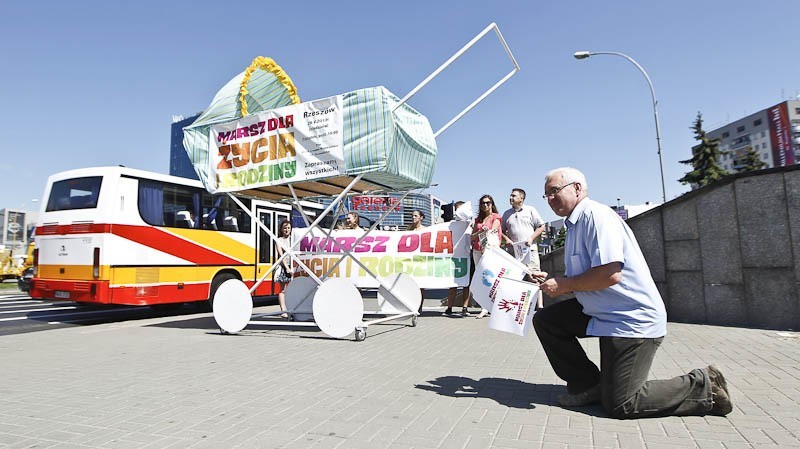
left=313, top=278, right=363, bottom=339
left=284, top=277, right=317, bottom=321
left=354, top=328, right=366, bottom=341
left=212, top=279, right=252, bottom=334
left=376, top=273, right=420, bottom=313
left=411, top=315, right=418, bottom=327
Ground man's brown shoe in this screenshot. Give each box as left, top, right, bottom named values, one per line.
left=708, top=365, right=733, bottom=416
left=557, top=384, right=601, bottom=407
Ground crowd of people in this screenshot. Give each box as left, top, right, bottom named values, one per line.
left=272, top=167, right=733, bottom=419
left=441, top=188, right=545, bottom=319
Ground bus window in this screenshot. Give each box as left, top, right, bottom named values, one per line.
left=138, top=179, right=251, bottom=232
left=45, top=176, right=102, bottom=211
left=139, top=180, right=200, bottom=228
left=204, top=194, right=250, bottom=233
left=138, top=179, right=165, bottom=226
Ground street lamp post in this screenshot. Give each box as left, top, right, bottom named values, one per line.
left=573, top=51, right=666, bottom=203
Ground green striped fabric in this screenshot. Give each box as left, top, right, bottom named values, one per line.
left=183, top=85, right=437, bottom=193
left=182, top=69, right=297, bottom=187
left=343, top=86, right=436, bottom=190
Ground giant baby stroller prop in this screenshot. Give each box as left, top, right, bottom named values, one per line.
left=183, top=23, right=519, bottom=341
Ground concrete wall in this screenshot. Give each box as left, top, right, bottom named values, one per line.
left=540, top=165, right=800, bottom=330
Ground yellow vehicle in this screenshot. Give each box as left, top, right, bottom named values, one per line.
left=1, top=247, right=25, bottom=281
left=22, top=241, right=34, bottom=270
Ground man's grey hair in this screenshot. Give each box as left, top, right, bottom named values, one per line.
left=545, top=167, right=589, bottom=193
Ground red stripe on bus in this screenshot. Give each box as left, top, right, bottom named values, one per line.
left=111, top=225, right=243, bottom=265
left=31, top=279, right=278, bottom=305
left=36, top=224, right=111, bottom=235
left=36, top=223, right=243, bottom=265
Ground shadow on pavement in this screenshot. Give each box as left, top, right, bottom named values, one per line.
left=415, top=375, right=605, bottom=416
left=147, top=314, right=413, bottom=342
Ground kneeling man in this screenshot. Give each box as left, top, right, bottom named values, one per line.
left=532, top=167, right=732, bottom=419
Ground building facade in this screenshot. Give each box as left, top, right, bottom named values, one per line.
left=169, top=114, right=201, bottom=180
left=708, top=100, right=800, bottom=172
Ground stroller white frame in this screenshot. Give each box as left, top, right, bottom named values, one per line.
left=212, top=23, right=519, bottom=341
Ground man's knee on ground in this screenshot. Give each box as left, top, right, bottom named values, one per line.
left=602, top=396, right=639, bottom=420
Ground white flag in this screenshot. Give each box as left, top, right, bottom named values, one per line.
left=488, top=278, right=539, bottom=336
left=512, top=241, right=531, bottom=266
left=470, top=246, right=529, bottom=311
left=454, top=201, right=474, bottom=221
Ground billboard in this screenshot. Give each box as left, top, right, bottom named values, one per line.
left=351, top=195, right=402, bottom=213
left=3, top=210, right=25, bottom=244
left=768, top=102, right=795, bottom=167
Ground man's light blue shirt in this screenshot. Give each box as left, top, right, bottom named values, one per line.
left=564, top=198, right=667, bottom=338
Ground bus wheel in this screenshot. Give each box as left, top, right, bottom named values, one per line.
left=208, top=273, right=237, bottom=308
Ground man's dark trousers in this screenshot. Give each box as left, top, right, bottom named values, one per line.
left=533, top=298, right=713, bottom=418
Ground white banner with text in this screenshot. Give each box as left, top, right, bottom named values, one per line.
left=291, top=221, right=471, bottom=288
left=207, top=95, right=345, bottom=192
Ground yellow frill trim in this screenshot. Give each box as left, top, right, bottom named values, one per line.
left=239, top=56, right=301, bottom=117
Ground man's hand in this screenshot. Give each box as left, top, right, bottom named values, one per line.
left=528, top=270, right=548, bottom=284
left=539, top=277, right=566, bottom=297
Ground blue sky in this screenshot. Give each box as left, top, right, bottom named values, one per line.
left=2, top=0, right=798, bottom=222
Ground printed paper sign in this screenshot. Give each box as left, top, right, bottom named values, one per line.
left=208, top=95, right=344, bottom=192
left=470, top=246, right=529, bottom=311
left=291, top=221, right=471, bottom=288
left=512, top=241, right=531, bottom=266
left=488, top=278, right=539, bottom=336
left=454, top=201, right=474, bottom=221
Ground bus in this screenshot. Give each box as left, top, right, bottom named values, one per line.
left=30, top=166, right=323, bottom=308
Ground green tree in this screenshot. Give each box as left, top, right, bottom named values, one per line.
left=678, top=112, right=729, bottom=187
left=735, top=147, right=767, bottom=173
left=554, top=227, right=567, bottom=250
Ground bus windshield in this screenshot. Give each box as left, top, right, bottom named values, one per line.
left=45, top=176, right=103, bottom=211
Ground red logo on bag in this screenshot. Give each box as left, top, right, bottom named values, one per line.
left=498, top=298, right=519, bottom=313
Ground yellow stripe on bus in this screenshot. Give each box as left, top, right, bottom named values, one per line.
left=165, top=228, right=256, bottom=263
left=109, top=266, right=262, bottom=284
left=38, top=265, right=98, bottom=280
left=37, top=264, right=274, bottom=286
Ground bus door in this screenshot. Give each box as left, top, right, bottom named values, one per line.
left=256, top=207, right=290, bottom=294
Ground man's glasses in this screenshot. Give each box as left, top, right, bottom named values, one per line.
left=542, top=182, right=576, bottom=199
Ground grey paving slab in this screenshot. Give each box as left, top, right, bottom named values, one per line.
left=1, top=300, right=800, bottom=448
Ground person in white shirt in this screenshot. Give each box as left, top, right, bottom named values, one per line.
left=501, top=188, right=545, bottom=308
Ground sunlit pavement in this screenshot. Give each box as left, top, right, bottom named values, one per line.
left=0, top=296, right=798, bottom=448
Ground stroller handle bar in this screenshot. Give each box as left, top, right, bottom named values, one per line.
left=392, top=22, right=520, bottom=138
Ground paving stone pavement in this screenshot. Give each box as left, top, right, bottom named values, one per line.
left=1, top=298, right=799, bottom=448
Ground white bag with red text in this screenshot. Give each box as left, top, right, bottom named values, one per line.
left=487, top=277, right=538, bottom=336
left=469, top=246, right=529, bottom=311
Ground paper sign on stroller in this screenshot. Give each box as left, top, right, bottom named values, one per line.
left=208, top=95, right=345, bottom=192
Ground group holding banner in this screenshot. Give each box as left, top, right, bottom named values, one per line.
left=284, top=217, right=540, bottom=336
